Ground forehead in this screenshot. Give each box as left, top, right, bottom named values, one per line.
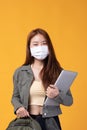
left=31, top=34, right=46, bottom=42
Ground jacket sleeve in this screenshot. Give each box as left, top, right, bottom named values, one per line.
left=11, top=69, right=23, bottom=114
left=54, top=89, right=73, bottom=106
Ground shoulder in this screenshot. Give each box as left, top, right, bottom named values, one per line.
left=13, top=65, right=31, bottom=78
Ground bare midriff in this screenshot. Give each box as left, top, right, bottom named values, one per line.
left=29, top=105, right=43, bottom=115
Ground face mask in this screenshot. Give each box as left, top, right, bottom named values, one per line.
left=30, top=45, right=49, bottom=60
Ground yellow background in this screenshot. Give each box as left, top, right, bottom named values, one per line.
left=0, top=0, right=87, bottom=130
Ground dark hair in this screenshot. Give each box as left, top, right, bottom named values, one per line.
left=23, top=28, right=62, bottom=89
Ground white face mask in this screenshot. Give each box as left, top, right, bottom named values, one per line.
left=30, top=45, right=49, bottom=60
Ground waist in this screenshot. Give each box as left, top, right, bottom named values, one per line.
left=30, top=114, right=42, bottom=119
left=29, top=105, right=43, bottom=115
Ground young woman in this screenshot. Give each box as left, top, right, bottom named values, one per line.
left=11, top=28, right=73, bottom=130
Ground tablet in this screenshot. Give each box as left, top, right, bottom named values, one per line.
left=54, top=70, right=78, bottom=93
left=44, top=70, right=78, bottom=106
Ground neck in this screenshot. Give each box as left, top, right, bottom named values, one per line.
left=32, top=59, right=44, bottom=69
left=31, top=59, right=44, bottom=81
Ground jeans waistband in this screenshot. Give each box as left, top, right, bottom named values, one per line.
left=30, top=114, right=42, bottom=119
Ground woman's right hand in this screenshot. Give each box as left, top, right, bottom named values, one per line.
left=16, top=107, right=29, bottom=118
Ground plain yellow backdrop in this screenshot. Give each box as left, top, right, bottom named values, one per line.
left=0, top=0, right=87, bottom=130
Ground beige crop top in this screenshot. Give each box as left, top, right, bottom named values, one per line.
left=29, top=81, right=45, bottom=106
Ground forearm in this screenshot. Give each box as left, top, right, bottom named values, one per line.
left=11, top=96, right=23, bottom=114
left=54, top=89, right=73, bottom=106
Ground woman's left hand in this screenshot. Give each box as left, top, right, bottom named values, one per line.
left=46, top=84, right=59, bottom=98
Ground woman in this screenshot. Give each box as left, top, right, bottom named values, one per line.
left=11, top=28, right=73, bottom=130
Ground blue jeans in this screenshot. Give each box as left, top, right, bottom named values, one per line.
left=30, top=114, right=62, bottom=130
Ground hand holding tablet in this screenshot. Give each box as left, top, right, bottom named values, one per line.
left=54, top=70, right=78, bottom=93
left=44, top=70, right=78, bottom=106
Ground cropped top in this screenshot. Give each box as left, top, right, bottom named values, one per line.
left=29, top=81, right=45, bottom=106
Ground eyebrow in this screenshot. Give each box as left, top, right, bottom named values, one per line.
left=31, top=40, right=47, bottom=43
left=31, top=41, right=38, bottom=43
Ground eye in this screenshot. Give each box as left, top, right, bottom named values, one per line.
left=33, top=43, right=38, bottom=46
left=32, top=41, right=38, bottom=46
left=42, top=41, right=47, bottom=45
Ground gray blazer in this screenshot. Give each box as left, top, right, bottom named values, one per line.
left=11, top=65, right=73, bottom=118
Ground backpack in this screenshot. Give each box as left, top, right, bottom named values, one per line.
left=6, top=117, right=42, bottom=130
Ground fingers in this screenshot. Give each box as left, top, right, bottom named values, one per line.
left=46, top=86, right=54, bottom=98
left=17, top=110, right=29, bottom=118
left=16, top=107, right=29, bottom=118
left=46, top=85, right=59, bottom=98
left=49, top=84, right=55, bottom=88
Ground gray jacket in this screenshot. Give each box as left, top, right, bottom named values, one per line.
left=11, top=65, right=73, bottom=118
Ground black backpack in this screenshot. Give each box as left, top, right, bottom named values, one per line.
left=6, top=117, right=42, bottom=130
